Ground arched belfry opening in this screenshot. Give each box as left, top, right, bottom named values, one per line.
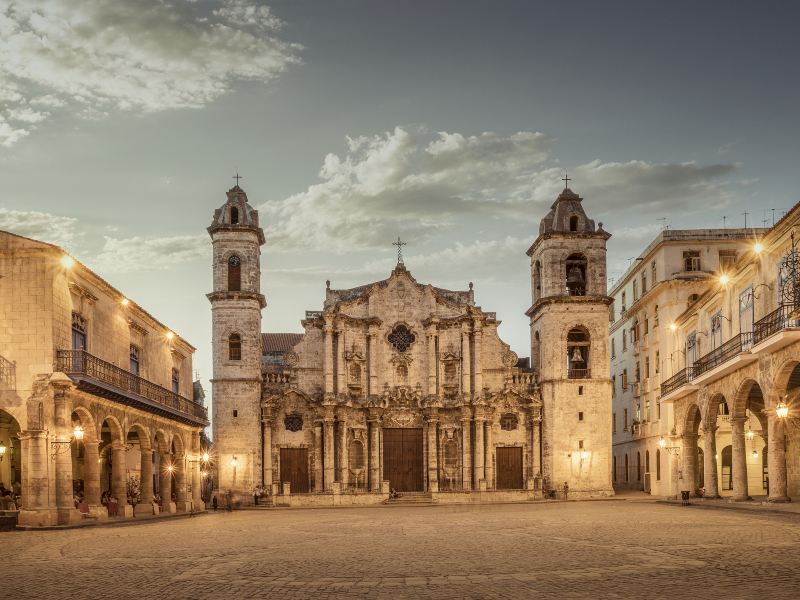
left=567, top=327, right=590, bottom=378
left=566, top=254, right=587, bottom=296
left=569, top=215, right=579, bottom=232
left=230, top=206, right=239, bottom=224
left=228, top=255, right=241, bottom=292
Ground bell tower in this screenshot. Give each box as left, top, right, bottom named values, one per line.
left=526, top=185, right=614, bottom=497
left=207, top=181, right=266, bottom=501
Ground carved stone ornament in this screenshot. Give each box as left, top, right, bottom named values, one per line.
left=284, top=413, right=303, bottom=432
left=284, top=351, right=299, bottom=367
left=502, top=350, right=519, bottom=368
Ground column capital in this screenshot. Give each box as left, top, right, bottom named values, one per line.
left=702, top=423, right=717, bottom=434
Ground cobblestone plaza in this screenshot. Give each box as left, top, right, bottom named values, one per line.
left=6, top=501, right=800, bottom=599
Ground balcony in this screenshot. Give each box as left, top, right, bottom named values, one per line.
left=660, top=367, right=697, bottom=403
left=567, top=368, right=591, bottom=379
left=0, top=354, right=15, bottom=391
left=691, top=332, right=757, bottom=386
left=751, top=304, right=800, bottom=354
left=56, top=350, right=208, bottom=426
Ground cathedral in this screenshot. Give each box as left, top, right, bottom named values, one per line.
left=208, top=184, right=613, bottom=504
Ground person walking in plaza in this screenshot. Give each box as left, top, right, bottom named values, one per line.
left=212, top=495, right=218, bottom=511
left=563, top=481, right=569, bottom=502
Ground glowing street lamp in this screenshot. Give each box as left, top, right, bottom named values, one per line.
left=718, top=274, right=730, bottom=286
left=751, top=449, right=759, bottom=459
left=231, top=456, right=238, bottom=468
left=165, top=331, right=175, bottom=341
left=73, top=425, right=85, bottom=441
left=753, top=242, right=764, bottom=255
left=669, top=323, right=678, bottom=332
left=60, top=254, right=75, bottom=269
left=202, top=451, right=210, bottom=463
left=776, top=400, right=789, bottom=419
left=121, top=298, right=130, bottom=307
left=0, top=443, right=6, bottom=461
left=658, top=437, right=667, bottom=449
left=746, top=426, right=755, bottom=441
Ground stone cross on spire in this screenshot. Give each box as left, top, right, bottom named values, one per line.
left=562, top=170, right=571, bottom=189
left=393, top=236, right=407, bottom=264
left=233, top=172, right=243, bottom=186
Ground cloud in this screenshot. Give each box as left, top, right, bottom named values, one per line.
left=0, top=208, right=79, bottom=247
left=261, top=127, right=554, bottom=251
left=0, top=116, right=28, bottom=147
left=0, top=0, right=299, bottom=145
left=94, top=234, right=208, bottom=272
left=259, top=127, right=740, bottom=253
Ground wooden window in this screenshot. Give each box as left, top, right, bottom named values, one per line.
left=228, top=333, right=242, bottom=361
left=683, top=251, right=701, bottom=272
left=171, top=368, right=179, bottom=394
left=130, top=345, right=140, bottom=376
left=228, top=255, right=241, bottom=292
left=71, top=312, right=87, bottom=351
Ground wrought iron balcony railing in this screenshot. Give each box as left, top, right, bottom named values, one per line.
left=692, top=332, right=753, bottom=378
left=567, top=368, right=591, bottom=379
left=753, top=304, right=800, bottom=346
left=661, top=367, right=696, bottom=397
left=0, top=354, right=15, bottom=391
left=56, top=349, right=207, bottom=425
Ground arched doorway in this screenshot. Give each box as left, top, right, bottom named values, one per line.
left=731, top=380, right=766, bottom=500
left=98, top=417, right=125, bottom=516
left=70, top=409, right=100, bottom=510
left=682, top=403, right=702, bottom=496
left=0, top=410, right=21, bottom=502
left=721, top=445, right=733, bottom=491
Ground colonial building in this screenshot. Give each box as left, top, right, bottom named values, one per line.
left=209, top=183, right=614, bottom=504
left=0, top=231, right=208, bottom=527
left=658, top=205, right=800, bottom=501
left=610, top=228, right=767, bottom=496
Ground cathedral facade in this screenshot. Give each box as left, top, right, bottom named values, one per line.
left=209, top=184, right=613, bottom=504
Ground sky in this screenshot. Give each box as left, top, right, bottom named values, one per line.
left=1, top=0, right=799, bottom=420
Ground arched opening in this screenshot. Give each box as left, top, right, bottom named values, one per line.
left=0, top=410, right=21, bottom=507
left=613, top=455, right=617, bottom=483
left=533, top=331, right=541, bottom=371
left=533, top=260, right=542, bottom=301
left=565, top=254, right=588, bottom=296
left=228, top=255, right=241, bottom=292
left=349, top=439, right=365, bottom=489
left=637, top=452, right=642, bottom=483
left=170, top=435, right=187, bottom=509
left=731, top=380, right=767, bottom=498
left=624, top=454, right=629, bottom=482
left=777, top=361, right=800, bottom=497
left=230, top=206, right=239, bottom=224
left=645, top=450, right=650, bottom=475
left=349, top=362, right=361, bottom=385
left=567, top=327, right=590, bottom=379
left=228, top=333, right=242, bottom=361
left=721, top=445, right=733, bottom=490
left=569, top=215, right=579, bottom=232
left=98, top=417, right=124, bottom=516
left=656, top=449, right=661, bottom=481
left=684, top=403, right=703, bottom=495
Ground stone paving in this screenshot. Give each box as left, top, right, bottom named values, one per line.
left=5, top=500, right=800, bottom=599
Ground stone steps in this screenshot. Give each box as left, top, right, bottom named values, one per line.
left=384, top=492, right=435, bottom=505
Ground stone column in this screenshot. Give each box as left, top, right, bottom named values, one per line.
left=176, top=456, right=188, bottom=505
left=313, top=423, right=323, bottom=492
left=473, top=409, right=484, bottom=487
left=702, top=425, right=719, bottom=498
left=485, top=417, right=494, bottom=489
left=191, top=456, right=202, bottom=509
left=426, top=410, right=439, bottom=492
left=139, top=447, right=154, bottom=505
left=767, top=416, right=790, bottom=502
left=323, top=320, right=334, bottom=395
left=53, top=436, right=74, bottom=522
left=681, top=433, right=698, bottom=496
left=112, top=442, right=128, bottom=506
left=531, top=416, right=541, bottom=479
left=323, top=414, right=335, bottom=491
left=368, top=328, right=379, bottom=396
left=473, top=321, right=483, bottom=398
left=369, top=414, right=381, bottom=492
left=461, top=325, right=471, bottom=400
left=262, top=419, right=273, bottom=490
left=461, top=408, right=472, bottom=490
left=83, top=441, right=102, bottom=507
left=16, top=431, right=49, bottom=526
left=336, top=327, right=346, bottom=395
left=731, top=417, right=750, bottom=501
left=159, top=451, right=171, bottom=507
left=427, top=327, right=437, bottom=397
left=338, top=416, right=349, bottom=487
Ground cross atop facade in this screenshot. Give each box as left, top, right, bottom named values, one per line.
left=562, top=170, right=571, bottom=189
left=233, top=172, right=243, bottom=186
left=393, top=236, right=407, bottom=264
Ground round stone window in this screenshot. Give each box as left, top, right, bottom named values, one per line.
left=284, top=414, right=303, bottom=432
left=388, top=324, right=415, bottom=352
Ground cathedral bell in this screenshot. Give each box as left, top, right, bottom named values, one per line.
left=566, top=266, right=585, bottom=293
left=570, top=347, right=584, bottom=364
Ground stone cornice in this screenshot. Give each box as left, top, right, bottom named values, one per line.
left=526, top=230, right=611, bottom=257
left=526, top=294, right=613, bottom=317
left=206, top=290, right=267, bottom=309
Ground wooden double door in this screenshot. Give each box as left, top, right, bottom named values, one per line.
left=496, top=446, right=523, bottom=490
left=280, top=447, right=309, bottom=493
left=383, top=428, right=424, bottom=492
